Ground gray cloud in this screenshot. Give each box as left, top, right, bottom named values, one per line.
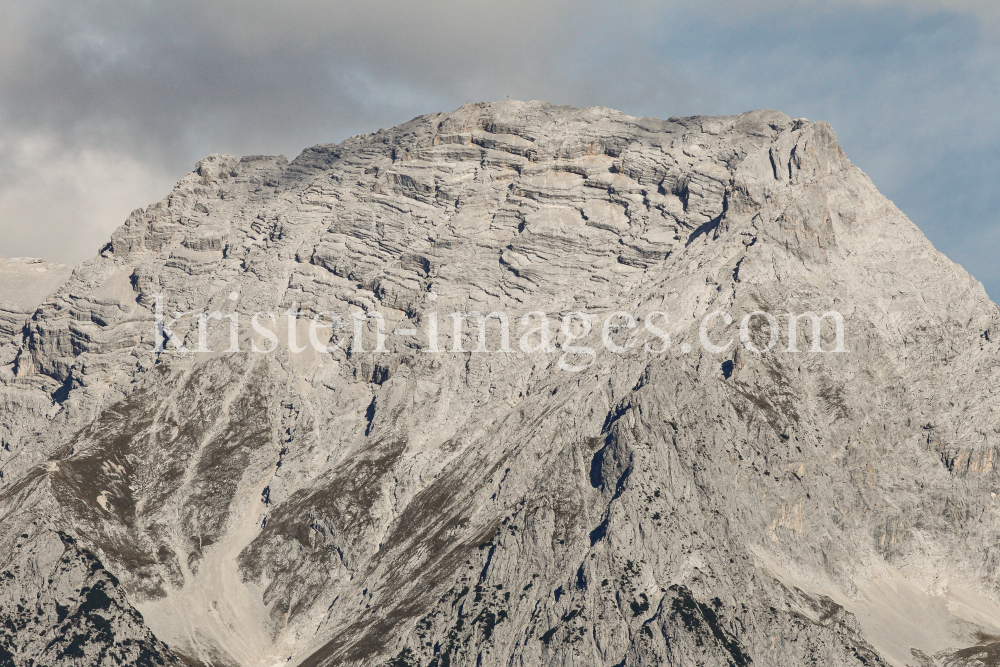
left=0, top=0, right=997, bottom=298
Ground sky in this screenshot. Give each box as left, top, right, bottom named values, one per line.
left=0, top=1, right=998, bottom=299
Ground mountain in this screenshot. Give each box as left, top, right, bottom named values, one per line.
left=1, top=101, right=999, bottom=667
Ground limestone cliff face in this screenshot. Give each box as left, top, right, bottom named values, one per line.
left=2, top=101, right=1000, bottom=666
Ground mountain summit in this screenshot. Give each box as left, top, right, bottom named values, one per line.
left=1, top=101, right=999, bottom=666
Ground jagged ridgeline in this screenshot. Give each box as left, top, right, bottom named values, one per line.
left=2, top=101, right=1000, bottom=666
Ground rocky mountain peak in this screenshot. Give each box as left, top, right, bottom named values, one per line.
left=1, top=101, right=999, bottom=666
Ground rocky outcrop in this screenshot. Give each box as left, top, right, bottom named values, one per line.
left=0, top=524, right=181, bottom=666
left=0, top=258, right=74, bottom=492
left=1, top=101, right=999, bottom=666
left=0, top=258, right=72, bottom=342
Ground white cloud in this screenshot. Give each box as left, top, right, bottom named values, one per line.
left=0, top=127, right=172, bottom=263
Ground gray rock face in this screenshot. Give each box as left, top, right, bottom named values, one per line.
left=1, top=101, right=1000, bottom=666
left=0, top=257, right=73, bottom=490
left=1, top=525, right=180, bottom=666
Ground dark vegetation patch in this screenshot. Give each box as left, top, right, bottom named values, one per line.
left=668, top=585, right=750, bottom=667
